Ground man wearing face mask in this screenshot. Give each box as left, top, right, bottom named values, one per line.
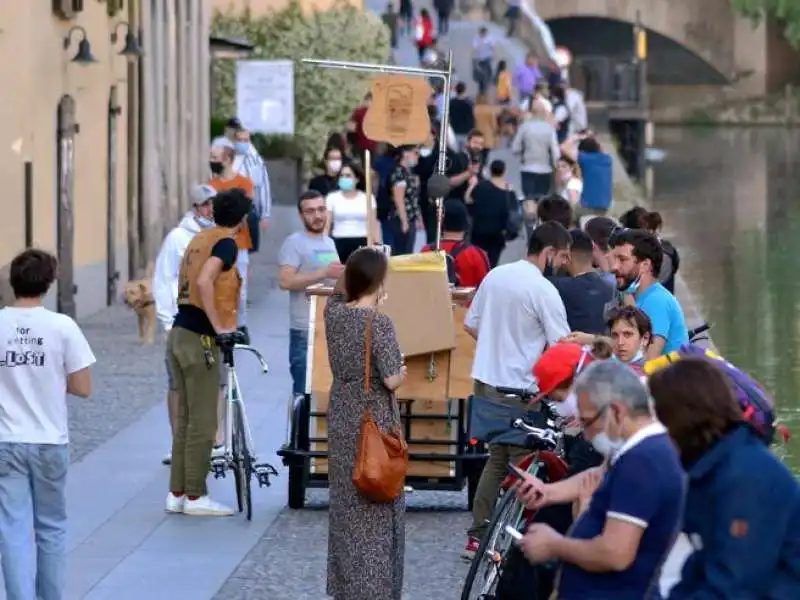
left=462, top=222, right=572, bottom=558
left=516, top=361, right=685, bottom=600
left=207, top=143, right=255, bottom=343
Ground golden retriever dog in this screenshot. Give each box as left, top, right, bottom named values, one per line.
left=123, top=264, right=156, bottom=344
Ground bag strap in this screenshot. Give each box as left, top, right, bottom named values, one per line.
left=364, top=310, right=377, bottom=395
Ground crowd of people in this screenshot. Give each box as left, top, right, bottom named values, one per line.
left=0, top=14, right=797, bottom=600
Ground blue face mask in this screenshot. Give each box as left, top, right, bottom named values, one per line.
left=195, top=215, right=214, bottom=229
left=338, top=177, right=355, bottom=191
left=233, top=142, right=249, bottom=155
left=625, top=276, right=641, bottom=294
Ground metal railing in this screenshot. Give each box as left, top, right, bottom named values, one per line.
left=569, top=56, right=642, bottom=106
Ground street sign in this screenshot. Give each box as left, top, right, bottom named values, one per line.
left=236, top=60, right=295, bottom=135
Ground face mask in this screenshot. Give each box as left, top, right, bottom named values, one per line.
left=420, top=147, right=433, bottom=158
left=195, top=215, right=214, bottom=229
left=591, top=407, right=625, bottom=458
left=209, top=161, right=225, bottom=175
left=407, top=157, right=418, bottom=168
left=328, top=159, right=342, bottom=173
left=233, top=142, right=249, bottom=155
left=625, top=276, right=641, bottom=294
left=553, top=391, right=578, bottom=418
left=630, top=345, right=645, bottom=363
left=338, top=177, right=355, bottom=191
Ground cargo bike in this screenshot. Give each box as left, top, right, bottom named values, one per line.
left=277, top=268, right=489, bottom=509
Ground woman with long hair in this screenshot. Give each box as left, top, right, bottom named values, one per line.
left=325, top=248, right=407, bottom=600
left=555, top=155, right=583, bottom=210
left=648, top=358, right=800, bottom=598
left=324, top=163, right=381, bottom=263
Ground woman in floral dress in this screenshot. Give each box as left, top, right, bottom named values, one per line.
left=325, top=248, right=407, bottom=600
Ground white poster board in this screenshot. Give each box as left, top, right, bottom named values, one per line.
left=236, top=60, right=295, bottom=135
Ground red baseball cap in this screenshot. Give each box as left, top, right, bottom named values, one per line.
left=533, top=343, right=592, bottom=399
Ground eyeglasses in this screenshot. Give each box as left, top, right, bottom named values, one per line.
left=578, top=405, right=608, bottom=429
left=302, top=207, right=327, bottom=215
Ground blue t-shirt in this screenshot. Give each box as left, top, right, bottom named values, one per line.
left=636, top=282, right=688, bottom=353
left=559, top=428, right=686, bottom=600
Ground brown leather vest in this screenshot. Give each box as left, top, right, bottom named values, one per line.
left=177, top=228, right=241, bottom=330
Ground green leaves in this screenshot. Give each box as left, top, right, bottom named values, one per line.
left=211, top=0, right=391, bottom=166
left=729, top=0, right=800, bottom=47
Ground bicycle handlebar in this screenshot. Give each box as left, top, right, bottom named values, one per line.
left=495, top=386, right=538, bottom=400
left=511, top=418, right=562, bottom=450
left=219, top=344, right=269, bottom=374
left=688, top=322, right=711, bottom=341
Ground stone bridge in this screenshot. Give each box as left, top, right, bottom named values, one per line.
left=483, top=0, right=800, bottom=103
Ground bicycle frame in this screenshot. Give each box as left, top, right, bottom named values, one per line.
left=221, top=344, right=268, bottom=462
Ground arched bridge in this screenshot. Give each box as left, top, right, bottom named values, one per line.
left=534, top=0, right=740, bottom=86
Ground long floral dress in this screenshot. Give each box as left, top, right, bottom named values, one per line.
left=325, top=292, right=405, bottom=600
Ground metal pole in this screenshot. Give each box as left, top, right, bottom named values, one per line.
left=302, top=55, right=454, bottom=249
left=364, top=148, right=375, bottom=247
left=434, top=50, right=454, bottom=251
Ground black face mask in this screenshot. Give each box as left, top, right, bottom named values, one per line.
left=209, top=161, right=225, bottom=175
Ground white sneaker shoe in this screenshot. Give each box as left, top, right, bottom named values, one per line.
left=165, top=492, right=185, bottom=513
left=162, top=453, right=172, bottom=466
left=183, top=496, right=234, bottom=517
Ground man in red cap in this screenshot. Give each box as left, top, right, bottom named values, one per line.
left=533, top=343, right=593, bottom=412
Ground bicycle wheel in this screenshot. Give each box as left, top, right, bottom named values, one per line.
left=231, top=401, right=253, bottom=520
left=461, top=490, right=524, bottom=600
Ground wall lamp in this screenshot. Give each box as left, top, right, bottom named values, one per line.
left=63, top=26, right=97, bottom=65
left=111, top=22, right=143, bottom=61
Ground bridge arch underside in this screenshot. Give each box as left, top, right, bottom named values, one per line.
left=547, top=17, right=729, bottom=86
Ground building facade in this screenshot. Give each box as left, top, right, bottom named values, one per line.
left=0, top=1, right=211, bottom=318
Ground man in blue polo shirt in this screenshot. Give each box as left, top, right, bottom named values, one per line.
left=611, top=229, right=687, bottom=357
left=516, top=361, right=685, bottom=600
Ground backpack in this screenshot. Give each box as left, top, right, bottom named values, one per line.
left=445, top=241, right=467, bottom=286
left=645, top=344, right=782, bottom=445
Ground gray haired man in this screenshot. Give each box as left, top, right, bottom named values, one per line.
left=515, top=361, right=686, bottom=599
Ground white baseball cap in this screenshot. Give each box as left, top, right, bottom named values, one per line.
left=191, top=184, right=217, bottom=206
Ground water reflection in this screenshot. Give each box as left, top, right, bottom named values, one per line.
left=650, top=127, right=800, bottom=470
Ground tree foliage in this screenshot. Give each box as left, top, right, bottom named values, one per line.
left=729, top=0, right=800, bottom=48
left=211, top=1, right=390, bottom=165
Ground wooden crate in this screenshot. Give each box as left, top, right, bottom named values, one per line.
left=306, top=288, right=475, bottom=479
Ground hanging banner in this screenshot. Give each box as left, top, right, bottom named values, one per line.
left=236, top=60, right=295, bottom=135
left=363, top=75, right=432, bottom=146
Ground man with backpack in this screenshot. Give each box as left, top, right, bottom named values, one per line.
left=421, top=200, right=490, bottom=288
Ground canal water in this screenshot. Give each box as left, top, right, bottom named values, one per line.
left=649, top=126, right=800, bottom=470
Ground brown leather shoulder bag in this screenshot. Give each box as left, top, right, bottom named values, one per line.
left=352, top=311, right=408, bottom=502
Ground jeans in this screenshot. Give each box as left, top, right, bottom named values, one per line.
left=0, top=443, right=68, bottom=600
left=236, top=249, right=249, bottom=327
left=388, top=216, right=417, bottom=256
left=167, top=327, right=221, bottom=497
left=380, top=220, right=394, bottom=250
left=468, top=381, right=531, bottom=540
left=289, top=328, right=309, bottom=396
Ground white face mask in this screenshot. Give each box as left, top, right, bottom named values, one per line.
left=591, top=407, right=625, bottom=458
left=195, top=215, right=214, bottom=229
left=553, top=391, right=578, bottom=418
left=327, top=159, right=342, bottom=173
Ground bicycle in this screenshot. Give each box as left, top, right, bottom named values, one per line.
left=461, top=387, right=566, bottom=600
left=209, top=331, right=279, bottom=521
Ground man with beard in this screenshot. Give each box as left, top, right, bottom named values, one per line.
left=564, top=229, right=687, bottom=358
left=447, top=130, right=486, bottom=202
left=278, top=191, right=344, bottom=398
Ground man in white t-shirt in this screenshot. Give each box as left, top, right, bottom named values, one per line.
left=462, top=222, right=572, bottom=558
left=0, top=249, right=95, bottom=599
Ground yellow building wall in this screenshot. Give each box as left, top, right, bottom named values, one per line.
left=213, top=0, right=364, bottom=16
left=0, top=1, right=130, bottom=316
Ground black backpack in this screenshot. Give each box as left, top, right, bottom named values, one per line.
left=445, top=241, right=467, bottom=286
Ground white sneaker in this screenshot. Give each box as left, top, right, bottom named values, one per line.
left=183, top=496, right=234, bottom=517
left=165, top=492, right=185, bottom=513
left=162, top=453, right=172, bottom=466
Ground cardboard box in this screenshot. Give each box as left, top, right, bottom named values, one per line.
left=381, top=252, right=456, bottom=357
